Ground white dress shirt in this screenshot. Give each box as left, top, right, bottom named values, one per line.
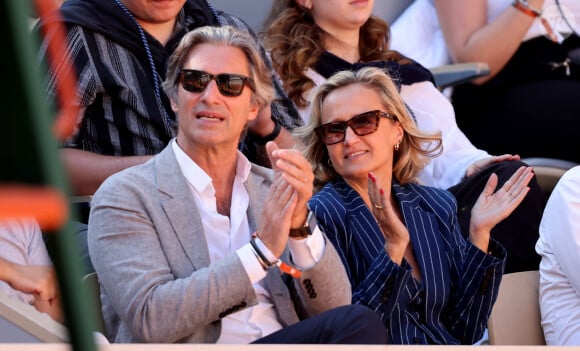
left=171, top=140, right=325, bottom=343
left=536, top=165, right=580, bottom=345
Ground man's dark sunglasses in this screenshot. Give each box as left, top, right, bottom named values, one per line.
left=177, top=69, right=255, bottom=97
left=315, top=110, right=397, bottom=145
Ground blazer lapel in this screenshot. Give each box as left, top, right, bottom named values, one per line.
left=334, top=180, right=385, bottom=266
left=394, top=183, right=447, bottom=289
left=155, top=145, right=211, bottom=269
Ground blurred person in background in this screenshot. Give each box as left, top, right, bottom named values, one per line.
left=433, top=0, right=580, bottom=163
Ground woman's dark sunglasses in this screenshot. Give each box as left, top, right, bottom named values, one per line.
left=315, top=110, right=397, bottom=145
left=178, top=69, right=255, bottom=97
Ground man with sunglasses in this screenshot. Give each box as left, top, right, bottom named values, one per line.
left=87, top=25, right=388, bottom=344
left=37, top=0, right=301, bottom=197
left=35, top=0, right=302, bottom=276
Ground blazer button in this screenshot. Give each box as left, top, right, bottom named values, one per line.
left=307, top=285, right=317, bottom=298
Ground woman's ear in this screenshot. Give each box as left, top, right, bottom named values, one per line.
left=395, top=121, right=404, bottom=144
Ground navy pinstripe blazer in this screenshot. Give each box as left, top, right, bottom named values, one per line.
left=309, top=178, right=506, bottom=345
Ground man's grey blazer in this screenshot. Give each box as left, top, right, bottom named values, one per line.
left=88, top=143, right=351, bottom=343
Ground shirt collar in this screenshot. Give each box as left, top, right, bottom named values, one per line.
left=171, top=139, right=252, bottom=194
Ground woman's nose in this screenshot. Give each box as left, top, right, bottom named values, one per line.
left=342, top=126, right=359, bottom=144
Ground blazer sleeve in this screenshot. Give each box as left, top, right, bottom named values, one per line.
left=287, top=232, right=352, bottom=318
left=442, top=207, right=507, bottom=344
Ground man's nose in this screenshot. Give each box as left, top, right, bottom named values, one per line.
left=199, top=80, right=222, bottom=101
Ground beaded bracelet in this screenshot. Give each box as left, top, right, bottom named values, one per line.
left=250, top=233, right=302, bottom=278
left=511, top=0, right=563, bottom=43
left=250, top=237, right=276, bottom=269
left=512, top=0, right=542, bottom=17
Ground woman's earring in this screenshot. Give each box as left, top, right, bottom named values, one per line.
left=327, top=158, right=333, bottom=167
left=394, top=142, right=400, bottom=151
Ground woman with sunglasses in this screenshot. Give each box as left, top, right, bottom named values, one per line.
left=296, top=67, right=534, bottom=344
left=263, top=0, right=545, bottom=275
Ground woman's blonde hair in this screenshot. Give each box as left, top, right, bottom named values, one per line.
left=263, top=0, right=409, bottom=108
left=295, top=67, right=442, bottom=186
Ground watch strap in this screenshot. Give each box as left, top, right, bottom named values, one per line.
left=289, top=227, right=310, bottom=238
left=289, top=211, right=316, bottom=238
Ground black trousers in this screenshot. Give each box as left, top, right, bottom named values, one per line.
left=448, top=160, right=544, bottom=273
left=252, top=305, right=389, bottom=344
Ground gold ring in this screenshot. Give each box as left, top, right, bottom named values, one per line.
left=373, top=203, right=383, bottom=209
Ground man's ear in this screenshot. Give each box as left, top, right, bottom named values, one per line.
left=295, top=0, right=312, bottom=10
left=247, top=101, right=260, bottom=122
left=170, top=96, right=179, bottom=113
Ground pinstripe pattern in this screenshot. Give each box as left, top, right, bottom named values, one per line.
left=309, top=179, right=506, bottom=344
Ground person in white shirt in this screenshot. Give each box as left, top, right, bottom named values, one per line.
left=392, top=0, right=580, bottom=163
left=0, top=218, right=62, bottom=323
left=88, top=25, right=387, bottom=344
left=536, top=165, right=580, bottom=345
